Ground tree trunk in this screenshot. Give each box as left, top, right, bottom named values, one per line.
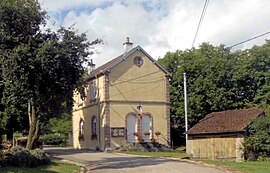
left=26, top=100, right=39, bottom=150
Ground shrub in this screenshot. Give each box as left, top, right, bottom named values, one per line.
left=243, top=114, right=270, bottom=160
left=30, top=149, right=50, bottom=166
left=41, top=133, right=65, bottom=145
left=1, top=134, right=7, bottom=143
left=0, top=150, right=13, bottom=167
left=8, top=146, right=50, bottom=167
left=10, top=146, right=33, bottom=167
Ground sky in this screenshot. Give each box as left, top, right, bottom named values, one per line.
left=39, top=0, right=270, bottom=67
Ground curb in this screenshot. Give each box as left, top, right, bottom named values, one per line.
left=51, top=156, right=88, bottom=173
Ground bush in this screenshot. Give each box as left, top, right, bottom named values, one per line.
left=41, top=133, right=65, bottom=145
left=8, top=146, right=50, bottom=168
left=10, top=146, right=33, bottom=167
left=30, top=149, right=50, bottom=166
left=243, top=114, right=270, bottom=160
left=0, top=150, right=13, bottom=167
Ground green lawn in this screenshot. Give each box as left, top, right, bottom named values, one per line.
left=204, top=160, right=270, bottom=173
left=0, top=160, right=80, bottom=173
left=120, top=151, right=270, bottom=173
left=120, top=151, right=188, bottom=158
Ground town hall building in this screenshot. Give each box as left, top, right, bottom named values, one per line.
left=72, top=38, right=171, bottom=150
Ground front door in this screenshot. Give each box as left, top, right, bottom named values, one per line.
left=126, top=114, right=136, bottom=142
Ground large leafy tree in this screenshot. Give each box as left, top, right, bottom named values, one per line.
left=0, top=0, right=100, bottom=149
left=159, top=43, right=240, bottom=128
left=158, top=41, right=270, bottom=129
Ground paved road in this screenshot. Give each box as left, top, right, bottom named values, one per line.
left=44, top=147, right=231, bottom=173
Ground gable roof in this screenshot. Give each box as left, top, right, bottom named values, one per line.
left=186, top=108, right=264, bottom=135
left=87, top=45, right=171, bottom=80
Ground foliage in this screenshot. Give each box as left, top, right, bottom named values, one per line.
left=41, top=133, right=65, bottom=146
left=9, top=146, right=33, bottom=167
left=3, top=146, right=50, bottom=168
left=49, top=116, right=72, bottom=136
left=0, top=150, right=12, bottom=167
left=0, top=0, right=101, bottom=149
left=158, top=41, right=270, bottom=130
left=40, top=114, right=72, bottom=146
left=243, top=113, right=270, bottom=160
left=30, top=149, right=50, bottom=166
left=0, top=160, right=80, bottom=173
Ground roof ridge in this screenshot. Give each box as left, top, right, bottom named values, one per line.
left=86, top=45, right=171, bottom=80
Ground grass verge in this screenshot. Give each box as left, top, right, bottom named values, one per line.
left=0, top=159, right=80, bottom=173
left=203, top=160, right=270, bottom=173
left=120, top=151, right=270, bottom=173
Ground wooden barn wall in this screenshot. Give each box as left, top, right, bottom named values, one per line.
left=187, top=133, right=244, bottom=161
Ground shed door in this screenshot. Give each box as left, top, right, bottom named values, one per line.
left=126, top=114, right=136, bottom=142
left=142, top=115, right=151, bottom=142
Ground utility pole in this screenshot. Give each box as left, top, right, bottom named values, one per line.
left=183, top=73, right=188, bottom=147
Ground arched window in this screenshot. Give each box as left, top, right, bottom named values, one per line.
left=126, top=113, right=136, bottom=143
left=142, top=114, right=152, bottom=142
left=79, top=118, right=84, bottom=139
left=92, top=116, right=97, bottom=140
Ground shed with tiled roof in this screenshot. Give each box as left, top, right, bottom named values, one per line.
left=186, top=108, right=264, bottom=161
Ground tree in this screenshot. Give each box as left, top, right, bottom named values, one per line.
left=158, top=43, right=240, bottom=128
left=48, top=115, right=72, bottom=146
left=0, top=0, right=101, bottom=149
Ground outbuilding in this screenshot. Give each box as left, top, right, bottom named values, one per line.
left=186, top=108, right=264, bottom=161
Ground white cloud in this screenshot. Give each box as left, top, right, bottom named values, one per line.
left=39, top=0, right=270, bottom=66
left=39, top=0, right=111, bottom=13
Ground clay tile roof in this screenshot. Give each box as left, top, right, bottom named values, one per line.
left=87, top=54, right=124, bottom=80
left=186, top=108, right=264, bottom=135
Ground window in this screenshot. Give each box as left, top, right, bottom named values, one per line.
left=79, top=119, right=84, bottom=139
left=78, top=93, right=83, bottom=105
left=134, top=56, right=143, bottom=67
left=90, top=81, right=96, bottom=101
left=92, top=116, right=97, bottom=140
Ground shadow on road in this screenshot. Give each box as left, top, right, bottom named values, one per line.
left=44, top=146, right=98, bottom=156
left=86, top=156, right=171, bottom=170
left=44, top=146, right=172, bottom=171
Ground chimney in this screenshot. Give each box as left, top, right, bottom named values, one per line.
left=87, top=59, right=95, bottom=74
left=123, top=37, right=133, bottom=53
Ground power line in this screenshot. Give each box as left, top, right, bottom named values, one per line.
left=227, top=31, right=270, bottom=49
left=192, top=0, right=209, bottom=48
